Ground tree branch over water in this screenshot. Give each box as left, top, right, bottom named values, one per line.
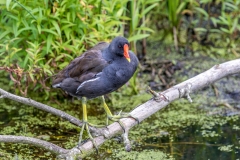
left=0, top=59, right=240, bottom=159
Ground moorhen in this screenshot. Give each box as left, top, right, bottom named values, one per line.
left=52, top=36, right=139, bottom=147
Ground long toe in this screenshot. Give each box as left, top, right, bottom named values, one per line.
left=127, top=114, right=140, bottom=124
left=77, top=122, right=99, bottom=153
left=109, top=113, right=139, bottom=124
left=88, top=122, right=105, bottom=128
left=78, top=122, right=86, bottom=147
left=85, top=123, right=99, bottom=153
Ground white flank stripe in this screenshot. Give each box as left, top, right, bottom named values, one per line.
left=52, top=83, right=61, bottom=88
left=76, top=77, right=100, bottom=93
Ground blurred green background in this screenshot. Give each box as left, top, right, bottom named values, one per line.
left=1, top=0, right=240, bottom=159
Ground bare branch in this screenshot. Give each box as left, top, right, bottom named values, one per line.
left=0, top=88, right=83, bottom=126
left=0, top=135, right=69, bottom=154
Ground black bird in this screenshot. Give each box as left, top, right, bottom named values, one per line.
left=52, top=36, right=139, bottom=147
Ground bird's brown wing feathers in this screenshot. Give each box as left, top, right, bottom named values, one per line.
left=52, top=42, right=109, bottom=85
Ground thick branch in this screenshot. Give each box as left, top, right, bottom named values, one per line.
left=1, top=59, right=240, bottom=159
left=65, top=59, right=240, bottom=158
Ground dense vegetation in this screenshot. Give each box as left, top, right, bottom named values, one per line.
left=1, top=0, right=240, bottom=159
left=1, top=0, right=240, bottom=96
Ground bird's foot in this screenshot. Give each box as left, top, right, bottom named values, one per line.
left=116, top=111, right=140, bottom=124
left=147, top=86, right=169, bottom=102
left=106, top=112, right=139, bottom=132
left=87, top=122, right=105, bottom=128
left=77, top=121, right=99, bottom=153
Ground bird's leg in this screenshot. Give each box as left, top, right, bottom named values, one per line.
left=101, top=96, right=139, bottom=131
left=78, top=97, right=98, bottom=152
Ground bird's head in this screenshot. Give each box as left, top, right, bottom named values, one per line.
left=109, top=36, right=131, bottom=62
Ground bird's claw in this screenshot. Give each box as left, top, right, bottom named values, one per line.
left=178, top=83, right=193, bottom=103
left=147, top=86, right=169, bottom=102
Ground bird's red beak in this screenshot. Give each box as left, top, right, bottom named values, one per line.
left=124, top=44, right=130, bottom=62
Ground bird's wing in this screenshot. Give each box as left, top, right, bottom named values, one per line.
left=52, top=42, right=109, bottom=85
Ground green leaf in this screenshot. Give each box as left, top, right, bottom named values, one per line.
left=137, top=27, right=155, bottom=33
left=51, top=20, right=61, bottom=36
left=41, top=29, right=58, bottom=36
left=225, top=2, right=238, bottom=11
left=6, top=0, right=11, bottom=10
left=23, top=54, right=29, bottom=68
left=209, top=29, right=222, bottom=33
left=105, top=20, right=123, bottom=26
left=35, top=58, right=45, bottom=64
left=46, top=34, right=53, bottom=54
left=43, top=68, right=52, bottom=75
left=218, top=16, right=229, bottom=25
left=210, top=17, right=218, bottom=27
left=17, top=27, right=32, bottom=37
left=194, top=28, right=207, bottom=32
left=128, top=34, right=150, bottom=42
left=61, top=20, right=75, bottom=25
left=63, top=28, right=71, bottom=40
left=119, top=16, right=131, bottom=21
left=220, top=27, right=230, bottom=34
left=141, top=3, right=158, bottom=17
left=230, top=18, right=238, bottom=34
left=59, top=61, right=70, bottom=69
left=29, top=72, right=35, bottom=81
left=61, top=23, right=76, bottom=30
left=11, top=2, right=18, bottom=10
left=7, top=14, right=18, bottom=21
left=176, top=2, right=187, bottom=14
left=36, top=24, right=41, bottom=34
left=194, top=7, right=209, bottom=17
left=0, top=30, right=11, bottom=40
left=55, top=55, right=64, bottom=61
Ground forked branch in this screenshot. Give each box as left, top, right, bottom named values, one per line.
left=0, top=59, right=240, bottom=159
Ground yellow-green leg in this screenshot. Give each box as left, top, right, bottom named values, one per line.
left=78, top=97, right=98, bottom=151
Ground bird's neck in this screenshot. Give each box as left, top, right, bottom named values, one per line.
left=102, top=47, right=115, bottom=61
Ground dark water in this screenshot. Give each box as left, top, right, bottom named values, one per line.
left=167, top=124, right=240, bottom=159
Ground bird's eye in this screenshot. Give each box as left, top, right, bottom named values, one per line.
left=118, top=45, right=122, bottom=48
